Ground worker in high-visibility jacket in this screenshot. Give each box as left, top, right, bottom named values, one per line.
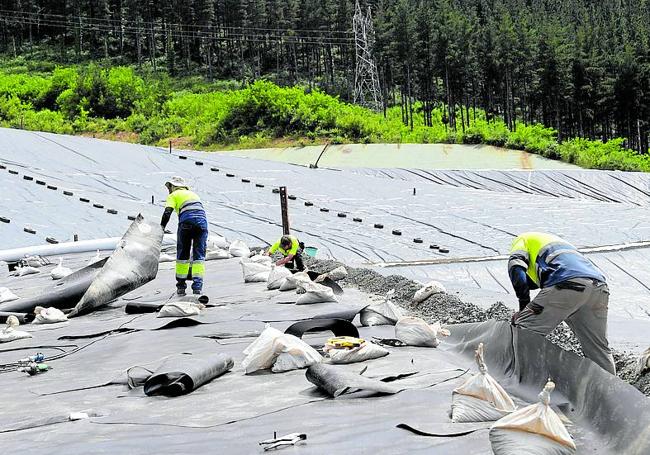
left=508, top=232, right=615, bottom=374
left=265, top=235, right=305, bottom=271
left=160, top=176, right=208, bottom=295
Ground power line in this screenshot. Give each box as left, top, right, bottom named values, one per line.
left=2, top=15, right=354, bottom=47
left=0, top=9, right=353, bottom=36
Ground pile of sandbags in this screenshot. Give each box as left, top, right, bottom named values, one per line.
left=33, top=307, right=68, bottom=324
left=451, top=343, right=516, bottom=422
left=413, top=281, right=447, bottom=303
left=229, top=240, right=251, bottom=258
left=489, top=381, right=576, bottom=455
left=296, top=281, right=337, bottom=305
left=242, top=326, right=322, bottom=373
left=394, top=316, right=450, bottom=347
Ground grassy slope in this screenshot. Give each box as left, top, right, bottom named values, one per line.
left=1, top=56, right=649, bottom=171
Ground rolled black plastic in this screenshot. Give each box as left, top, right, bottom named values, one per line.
left=0, top=312, right=35, bottom=324
left=144, top=353, right=234, bottom=397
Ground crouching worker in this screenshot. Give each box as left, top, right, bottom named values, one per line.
left=265, top=235, right=305, bottom=271
left=508, top=232, right=615, bottom=374
left=160, top=176, right=208, bottom=295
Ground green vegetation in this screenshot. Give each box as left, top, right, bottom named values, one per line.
left=1, top=61, right=650, bottom=172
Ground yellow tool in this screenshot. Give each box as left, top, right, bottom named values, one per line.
left=325, top=336, right=365, bottom=349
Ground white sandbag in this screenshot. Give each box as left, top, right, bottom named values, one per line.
left=316, top=266, right=348, bottom=283
left=395, top=317, right=450, bottom=347
left=360, top=300, right=403, bottom=326
left=33, top=306, right=68, bottom=324
left=451, top=343, right=516, bottom=422
left=14, top=266, right=40, bottom=277
left=325, top=341, right=389, bottom=364
left=0, top=287, right=19, bottom=303
left=296, top=281, right=337, bottom=305
left=636, top=347, right=650, bottom=377
left=241, top=261, right=272, bottom=283
left=159, top=252, right=176, bottom=263
left=86, top=250, right=102, bottom=266
left=242, top=326, right=322, bottom=374
left=248, top=254, right=272, bottom=265
left=208, top=234, right=229, bottom=250
left=0, top=316, right=32, bottom=343
left=157, top=302, right=205, bottom=318
left=205, top=249, right=230, bottom=260
left=21, top=255, right=48, bottom=267
left=279, top=271, right=312, bottom=291
left=272, top=336, right=322, bottom=373
left=413, top=281, right=447, bottom=303
left=229, top=240, right=251, bottom=258
left=50, top=258, right=73, bottom=280
left=489, top=381, right=576, bottom=455
left=267, top=266, right=293, bottom=290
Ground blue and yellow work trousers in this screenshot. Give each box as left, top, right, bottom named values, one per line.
left=176, top=218, right=208, bottom=293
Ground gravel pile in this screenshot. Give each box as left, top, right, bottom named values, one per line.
left=305, top=257, right=648, bottom=394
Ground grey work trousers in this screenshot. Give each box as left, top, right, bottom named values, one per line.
left=515, top=277, right=616, bottom=374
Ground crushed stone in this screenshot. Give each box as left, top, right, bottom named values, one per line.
left=305, top=257, right=647, bottom=394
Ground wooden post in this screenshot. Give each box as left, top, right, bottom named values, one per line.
left=279, top=186, right=290, bottom=235
left=169, top=140, right=172, bottom=154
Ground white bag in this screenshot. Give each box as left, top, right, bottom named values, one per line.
left=248, top=254, right=272, bottom=265
left=229, top=240, right=251, bottom=258
left=279, top=271, right=312, bottom=291
left=413, top=281, right=447, bottom=303
left=33, top=307, right=68, bottom=324
left=395, top=317, right=450, bottom=347
left=0, top=316, right=32, bottom=343
left=296, top=281, right=337, bottom=305
left=157, top=302, right=205, bottom=318
left=15, top=266, right=40, bottom=277
left=0, top=287, right=19, bottom=303
left=267, top=266, right=293, bottom=290
left=316, top=266, right=348, bottom=282
left=325, top=341, right=389, bottom=364
left=451, top=343, right=516, bottom=422
left=490, top=381, right=576, bottom=455
left=208, top=235, right=229, bottom=250
left=205, top=249, right=230, bottom=260
left=360, top=300, right=403, bottom=326
left=636, top=347, right=650, bottom=377
left=50, top=258, right=73, bottom=280
left=242, top=326, right=322, bottom=374
left=87, top=250, right=102, bottom=266
left=241, top=261, right=272, bottom=283
left=159, top=253, right=176, bottom=263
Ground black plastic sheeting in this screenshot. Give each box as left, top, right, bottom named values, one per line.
left=0, top=258, right=107, bottom=313
left=284, top=318, right=359, bottom=339
left=0, top=258, right=643, bottom=453
left=443, top=320, right=650, bottom=455
left=69, top=215, right=163, bottom=317
left=143, top=353, right=234, bottom=397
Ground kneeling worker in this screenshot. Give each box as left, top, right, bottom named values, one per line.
left=508, top=232, right=615, bottom=374
left=160, top=176, right=208, bottom=295
left=265, top=235, right=305, bottom=271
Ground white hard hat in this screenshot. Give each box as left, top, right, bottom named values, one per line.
left=164, top=176, right=188, bottom=188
